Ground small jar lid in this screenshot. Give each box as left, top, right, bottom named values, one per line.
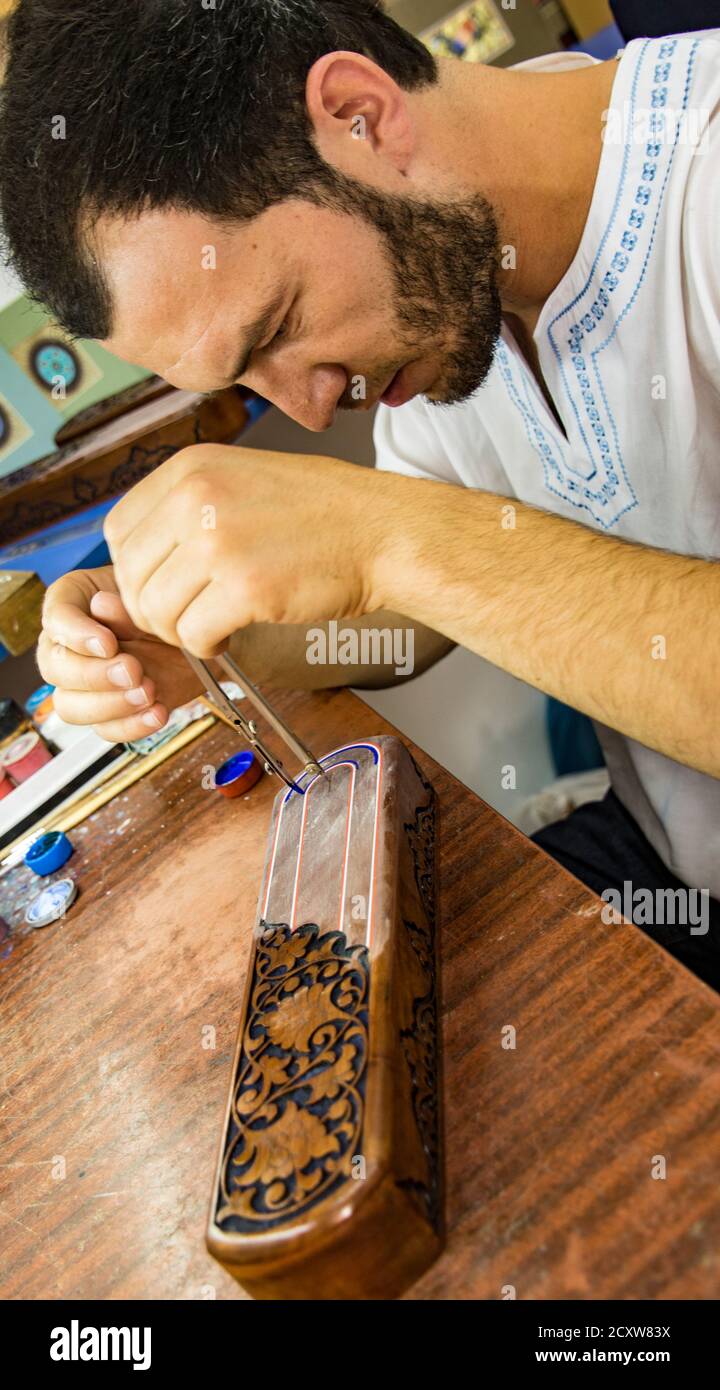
left=214, top=750, right=264, bottom=798
left=25, top=683, right=55, bottom=715
left=25, top=876, right=77, bottom=927
left=1, top=731, right=40, bottom=768
left=24, top=830, right=74, bottom=876
left=31, top=695, right=55, bottom=725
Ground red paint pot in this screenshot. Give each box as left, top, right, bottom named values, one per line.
left=0, top=770, right=13, bottom=800
left=1, top=730, right=53, bottom=783
left=214, top=749, right=264, bottom=799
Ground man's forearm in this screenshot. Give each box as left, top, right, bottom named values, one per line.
left=229, top=610, right=454, bottom=691
left=371, top=472, right=719, bottom=776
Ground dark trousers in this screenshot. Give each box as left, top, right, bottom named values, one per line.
left=532, top=789, right=720, bottom=992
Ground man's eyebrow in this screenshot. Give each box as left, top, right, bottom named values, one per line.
left=218, top=289, right=287, bottom=387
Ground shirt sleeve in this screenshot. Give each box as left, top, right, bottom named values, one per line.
left=373, top=397, right=464, bottom=484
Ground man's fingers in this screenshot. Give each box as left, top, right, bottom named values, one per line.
left=175, top=578, right=242, bottom=657
left=131, top=544, right=208, bottom=647
left=37, top=631, right=145, bottom=693
left=103, top=447, right=205, bottom=554
left=89, top=590, right=149, bottom=642
left=51, top=682, right=162, bottom=727
left=38, top=564, right=173, bottom=744
left=91, top=706, right=169, bottom=745
left=43, top=596, right=119, bottom=659
left=42, top=570, right=121, bottom=655
left=112, top=521, right=179, bottom=636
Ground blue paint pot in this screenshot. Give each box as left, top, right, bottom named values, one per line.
left=214, top=750, right=264, bottom=798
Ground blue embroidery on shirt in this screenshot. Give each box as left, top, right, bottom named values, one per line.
left=499, top=36, right=701, bottom=530
left=495, top=341, right=577, bottom=509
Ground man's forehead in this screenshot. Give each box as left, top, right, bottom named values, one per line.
left=94, top=206, right=272, bottom=381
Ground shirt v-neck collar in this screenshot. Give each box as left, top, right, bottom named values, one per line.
left=533, top=50, right=630, bottom=348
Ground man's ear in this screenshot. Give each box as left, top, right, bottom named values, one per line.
left=305, top=50, right=415, bottom=181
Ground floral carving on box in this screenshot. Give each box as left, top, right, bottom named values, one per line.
left=215, top=923, right=369, bottom=1233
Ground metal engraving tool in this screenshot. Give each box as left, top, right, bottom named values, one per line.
left=182, top=648, right=324, bottom=794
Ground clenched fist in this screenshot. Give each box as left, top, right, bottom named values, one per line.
left=103, top=443, right=387, bottom=656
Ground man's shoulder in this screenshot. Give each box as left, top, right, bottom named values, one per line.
left=539, top=31, right=720, bottom=356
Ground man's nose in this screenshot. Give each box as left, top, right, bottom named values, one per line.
left=242, top=361, right=348, bottom=432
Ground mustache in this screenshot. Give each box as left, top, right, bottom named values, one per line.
left=335, top=359, right=407, bottom=412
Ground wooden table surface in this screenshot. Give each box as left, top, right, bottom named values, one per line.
left=1, top=687, right=719, bottom=1301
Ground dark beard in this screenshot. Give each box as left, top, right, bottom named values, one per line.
left=313, top=174, right=502, bottom=406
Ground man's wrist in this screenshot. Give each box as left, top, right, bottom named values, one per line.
left=364, top=469, right=429, bottom=616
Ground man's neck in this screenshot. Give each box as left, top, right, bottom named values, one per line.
left=421, top=55, right=621, bottom=332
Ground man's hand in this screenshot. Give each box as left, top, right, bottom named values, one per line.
left=38, top=566, right=203, bottom=742
left=104, top=444, right=384, bottom=656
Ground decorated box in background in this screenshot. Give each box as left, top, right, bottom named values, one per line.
left=0, top=294, right=148, bottom=480
left=421, top=0, right=515, bottom=65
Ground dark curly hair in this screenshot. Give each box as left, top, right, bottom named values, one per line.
left=0, top=0, right=437, bottom=339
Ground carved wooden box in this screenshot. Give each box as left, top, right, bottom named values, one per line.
left=207, top=735, right=442, bottom=1299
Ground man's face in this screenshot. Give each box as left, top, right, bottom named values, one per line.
left=99, top=184, right=501, bottom=431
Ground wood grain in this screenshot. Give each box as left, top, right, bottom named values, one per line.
left=0, top=386, right=248, bottom=544
left=0, top=686, right=719, bottom=1300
